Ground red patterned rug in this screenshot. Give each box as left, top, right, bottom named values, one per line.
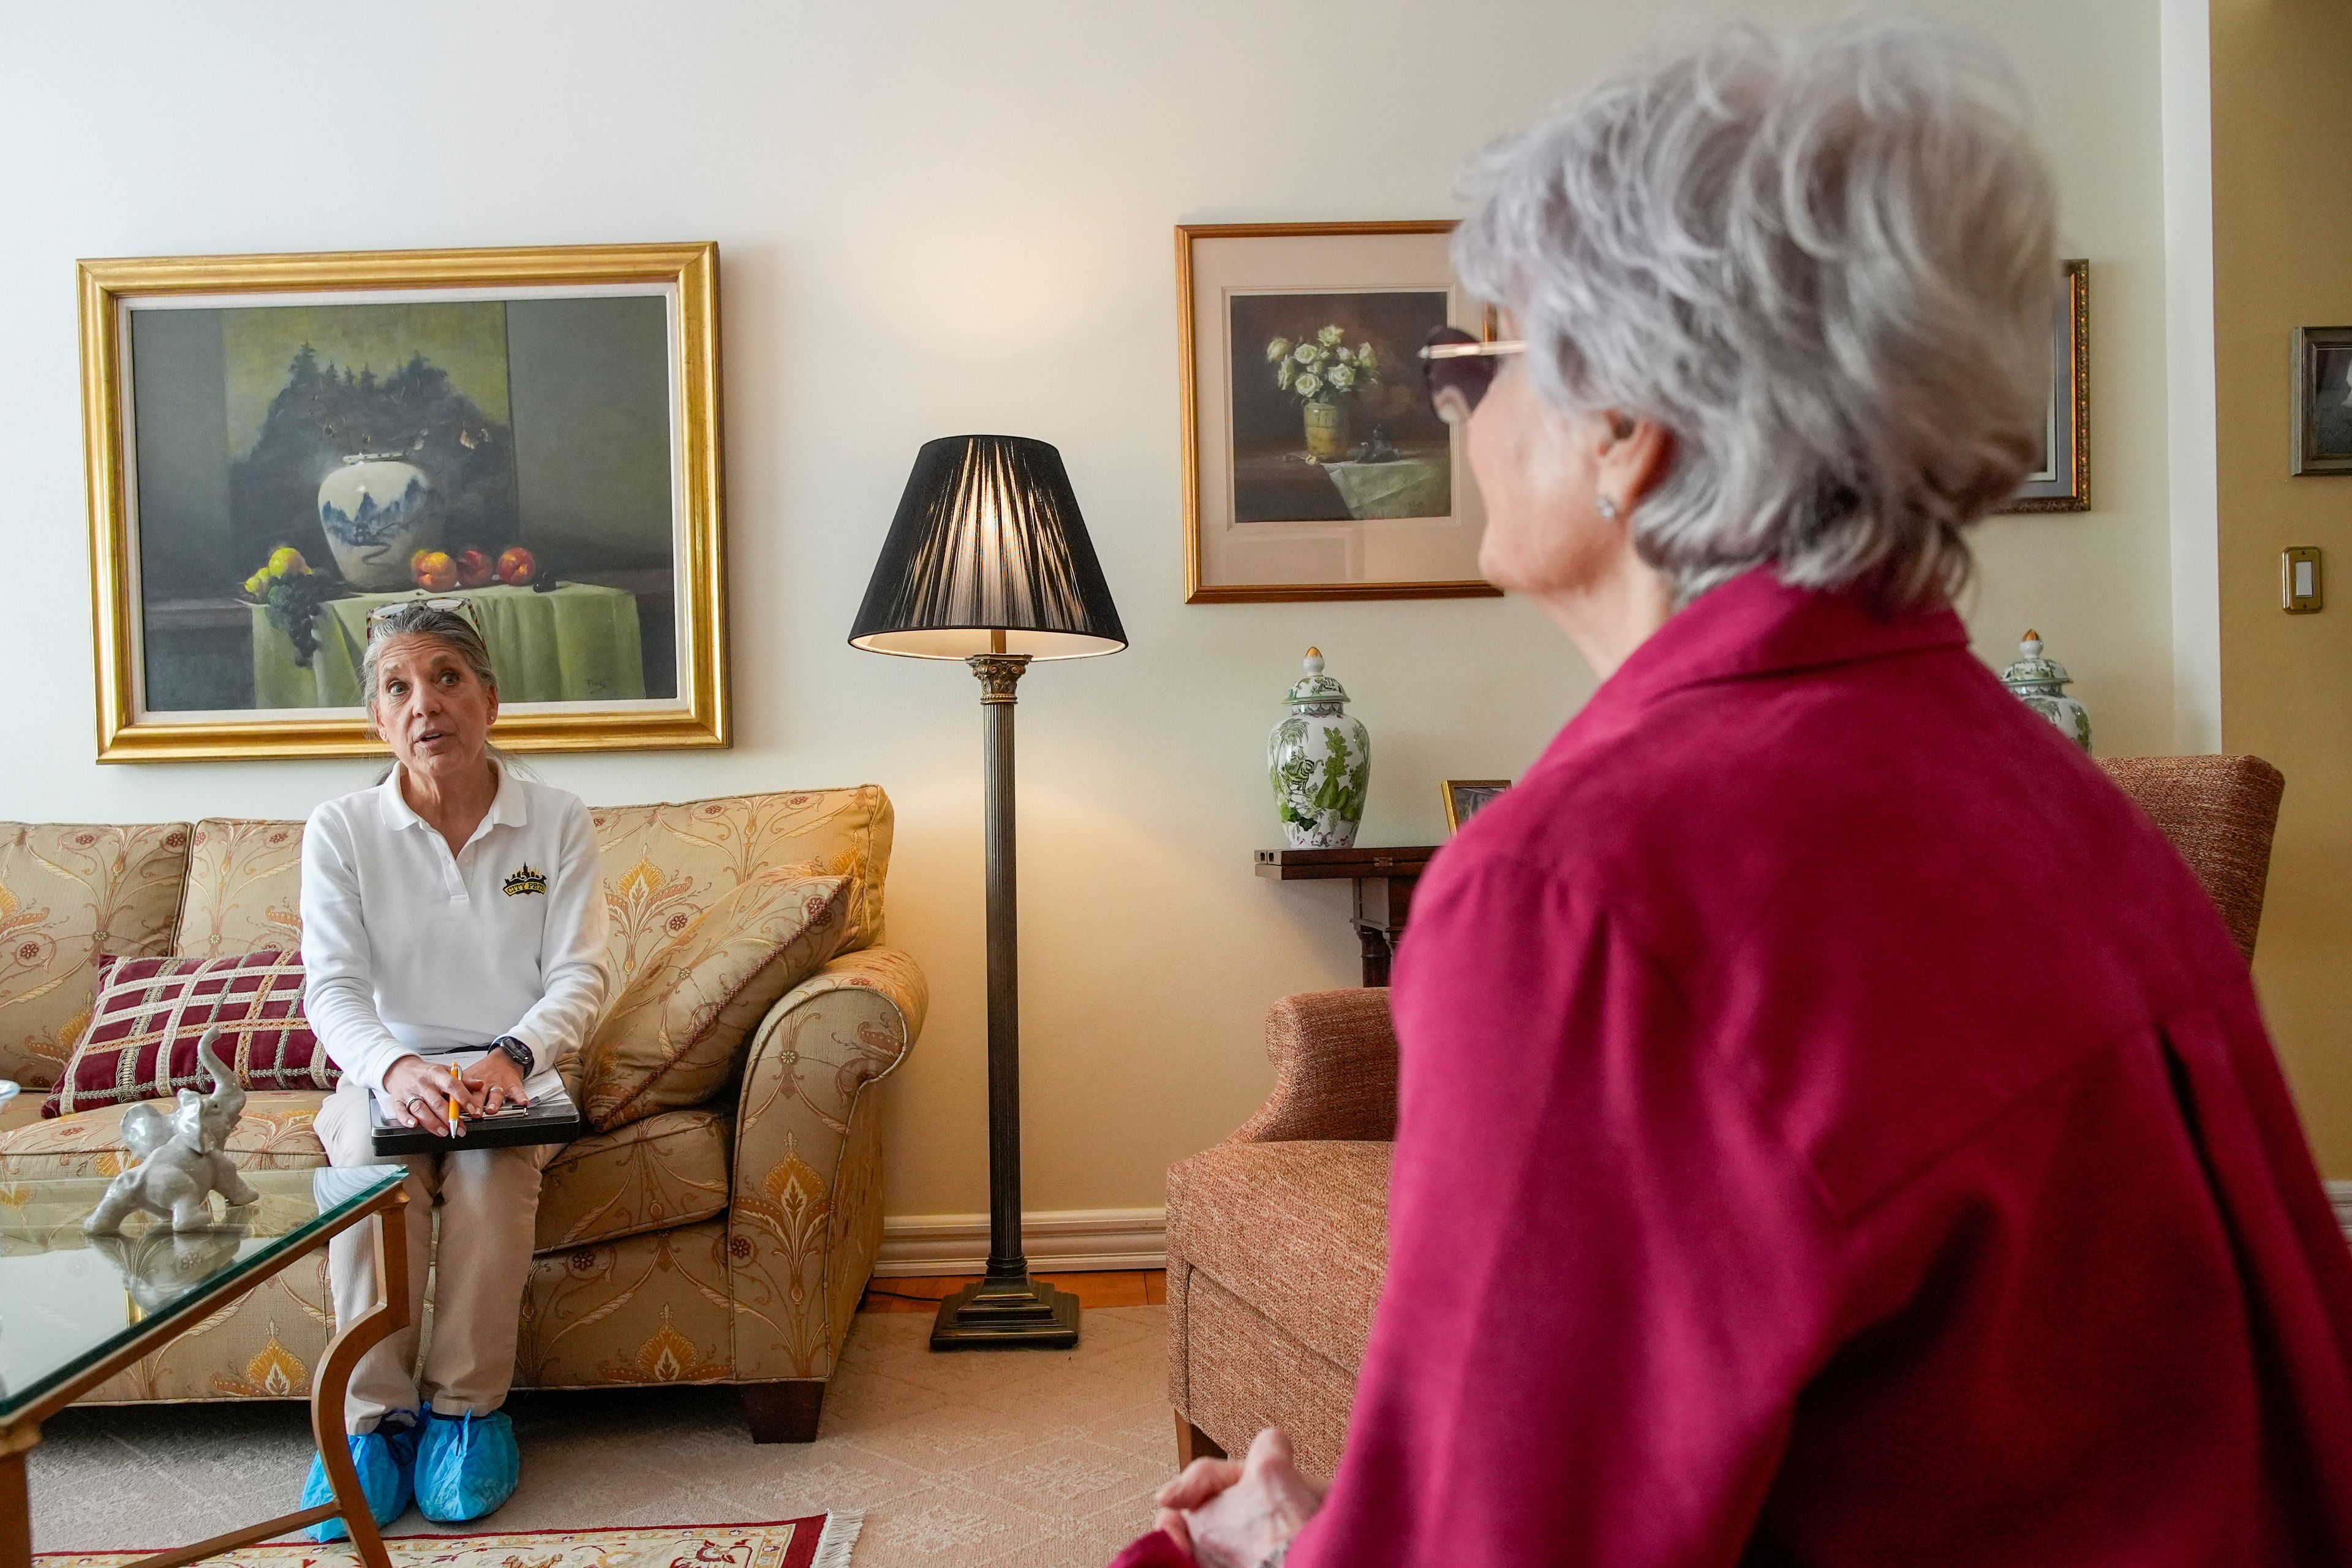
left=37, top=1513, right=860, bottom=1568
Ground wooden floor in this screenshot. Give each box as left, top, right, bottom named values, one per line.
left=859, top=1270, right=1167, bottom=1313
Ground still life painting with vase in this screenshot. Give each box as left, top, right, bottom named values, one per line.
left=80, top=241, right=728, bottom=760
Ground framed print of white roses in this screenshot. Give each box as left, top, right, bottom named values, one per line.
left=1178, top=222, right=1499, bottom=603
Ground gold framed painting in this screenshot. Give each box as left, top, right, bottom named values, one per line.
left=1999, top=258, right=2090, bottom=514
left=1178, top=221, right=1500, bottom=603
left=80, top=241, right=728, bottom=761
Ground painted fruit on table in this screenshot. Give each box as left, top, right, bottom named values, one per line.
left=454, top=548, right=494, bottom=589
left=412, top=551, right=458, bottom=592
left=497, top=546, right=536, bottom=586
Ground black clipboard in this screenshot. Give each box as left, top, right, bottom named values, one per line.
left=368, top=1051, right=584, bottom=1156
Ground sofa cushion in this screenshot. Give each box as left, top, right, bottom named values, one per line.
left=0, top=1090, right=328, bottom=1179
left=590, top=786, right=893, bottom=971
left=175, top=819, right=306, bottom=958
left=48, top=951, right=332, bottom=1117
left=581, top=873, right=852, bottom=1131
left=1166, top=1140, right=1392, bottom=1377
left=536, top=1107, right=733, bottom=1252
left=0, top=823, right=192, bottom=1089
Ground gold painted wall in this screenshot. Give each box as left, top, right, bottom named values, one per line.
left=2211, top=0, right=2352, bottom=1174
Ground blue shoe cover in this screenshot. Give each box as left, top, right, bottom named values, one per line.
left=300, top=1414, right=419, bottom=1542
left=415, top=1409, right=521, bottom=1523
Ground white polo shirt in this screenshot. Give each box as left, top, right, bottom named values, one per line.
left=300, top=764, right=611, bottom=1095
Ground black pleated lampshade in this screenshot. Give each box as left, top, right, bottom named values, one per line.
left=849, top=435, right=1127, bottom=660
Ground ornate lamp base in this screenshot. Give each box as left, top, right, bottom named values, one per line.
left=930, top=1273, right=1081, bottom=1351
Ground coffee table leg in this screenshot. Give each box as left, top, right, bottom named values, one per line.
left=311, top=1193, right=409, bottom=1568
left=0, top=1425, right=36, bottom=1568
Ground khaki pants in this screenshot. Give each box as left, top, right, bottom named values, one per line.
left=314, top=1076, right=552, bottom=1433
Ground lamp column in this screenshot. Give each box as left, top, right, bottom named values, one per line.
left=929, top=648, right=1080, bottom=1349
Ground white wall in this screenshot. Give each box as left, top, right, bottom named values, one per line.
left=0, top=0, right=2176, bottom=1222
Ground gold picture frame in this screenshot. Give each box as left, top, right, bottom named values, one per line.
left=80, top=241, right=728, bottom=761
left=1178, top=221, right=1501, bottom=603
left=1999, top=258, right=2090, bottom=514
left=1441, top=778, right=1511, bottom=834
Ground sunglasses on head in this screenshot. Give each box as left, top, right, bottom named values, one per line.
left=366, top=597, right=483, bottom=641
left=1419, top=327, right=1526, bottom=424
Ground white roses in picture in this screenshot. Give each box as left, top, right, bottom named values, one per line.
left=1267, top=325, right=1380, bottom=407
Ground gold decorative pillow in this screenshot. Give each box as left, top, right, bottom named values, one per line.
left=0, top=822, right=191, bottom=1089
left=581, top=872, right=851, bottom=1131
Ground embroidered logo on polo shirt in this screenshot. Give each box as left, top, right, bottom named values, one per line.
left=502, top=865, right=548, bottom=898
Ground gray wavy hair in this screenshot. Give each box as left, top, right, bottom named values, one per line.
left=1453, top=18, right=2056, bottom=608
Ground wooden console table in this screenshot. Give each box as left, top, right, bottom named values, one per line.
left=1255, top=846, right=1438, bottom=986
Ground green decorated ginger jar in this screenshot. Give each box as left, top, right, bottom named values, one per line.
left=2000, top=628, right=2092, bottom=753
left=1268, top=647, right=1370, bottom=850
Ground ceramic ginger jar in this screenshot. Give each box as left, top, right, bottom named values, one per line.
left=317, top=453, right=443, bottom=590
left=2000, top=628, right=2092, bottom=752
left=1268, top=647, right=1371, bottom=850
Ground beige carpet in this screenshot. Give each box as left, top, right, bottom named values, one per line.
left=27, top=1305, right=1174, bottom=1567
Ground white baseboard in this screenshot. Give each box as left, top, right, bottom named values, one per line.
left=873, top=1186, right=2352, bottom=1279
left=875, top=1206, right=1166, bottom=1276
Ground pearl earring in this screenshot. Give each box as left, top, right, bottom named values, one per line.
left=1596, top=495, right=1621, bottom=521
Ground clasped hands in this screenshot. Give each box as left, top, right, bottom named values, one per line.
left=380, top=1050, right=527, bottom=1139
left=1153, top=1427, right=1325, bottom=1568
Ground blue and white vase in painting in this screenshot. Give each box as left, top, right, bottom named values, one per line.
left=2000, top=628, right=2092, bottom=753
left=1268, top=647, right=1371, bottom=850
left=317, top=454, right=443, bottom=590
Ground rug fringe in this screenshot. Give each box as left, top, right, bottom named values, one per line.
left=812, top=1509, right=864, bottom=1568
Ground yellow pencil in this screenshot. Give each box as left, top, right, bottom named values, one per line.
left=448, top=1063, right=464, bottom=1134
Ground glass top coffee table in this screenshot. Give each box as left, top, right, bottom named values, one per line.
left=0, top=1166, right=409, bottom=1568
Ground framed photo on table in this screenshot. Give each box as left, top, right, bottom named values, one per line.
left=80, top=241, right=728, bottom=761
left=1999, top=258, right=2090, bottom=513
left=1178, top=221, right=1499, bottom=603
left=1442, top=779, right=1510, bottom=834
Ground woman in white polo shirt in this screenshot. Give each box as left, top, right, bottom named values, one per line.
left=298, top=601, right=609, bottom=1537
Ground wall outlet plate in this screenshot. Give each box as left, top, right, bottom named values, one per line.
left=2284, top=546, right=2323, bottom=613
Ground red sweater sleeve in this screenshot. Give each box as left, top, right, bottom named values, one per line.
left=1106, top=1531, right=1193, bottom=1568
left=1291, top=854, right=1843, bottom=1568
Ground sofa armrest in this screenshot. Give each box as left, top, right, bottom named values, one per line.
left=725, top=944, right=927, bottom=1380
left=1230, top=989, right=1398, bottom=1144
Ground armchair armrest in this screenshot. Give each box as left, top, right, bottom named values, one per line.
left=726, top=944, right=927, bottom=1379
left=1230, top=988, right=1398, bottom=1144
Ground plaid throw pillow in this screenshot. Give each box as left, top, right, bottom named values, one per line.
left=45, top=951, right=334, bottom=1117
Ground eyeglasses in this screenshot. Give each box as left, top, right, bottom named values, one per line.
left=1419, top=327, right=1526, bottom=424
left=366, top=597, right=483, bottom=641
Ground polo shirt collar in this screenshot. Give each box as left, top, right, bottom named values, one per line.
left=379, top=760, right=530, bottom=835
left=1537, top=567, right=1969, bottom=770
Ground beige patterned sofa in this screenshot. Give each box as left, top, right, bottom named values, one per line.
left=0, top=786, right=924, bottom=1442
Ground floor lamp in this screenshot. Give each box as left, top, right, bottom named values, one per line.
left=849, top=434, right=1128, bottom=1350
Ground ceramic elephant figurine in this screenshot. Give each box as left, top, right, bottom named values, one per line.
left=83, top=1027, right=261, bottom=1235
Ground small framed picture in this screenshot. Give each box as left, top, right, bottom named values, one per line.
left=1442, top=779, right=1510, bottom=834
left=2000, top=259, right=2090, bottom=513
left=2293, top=326, right=2352, bottom=475
left=1178, top=221, right=1498, bottom=603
